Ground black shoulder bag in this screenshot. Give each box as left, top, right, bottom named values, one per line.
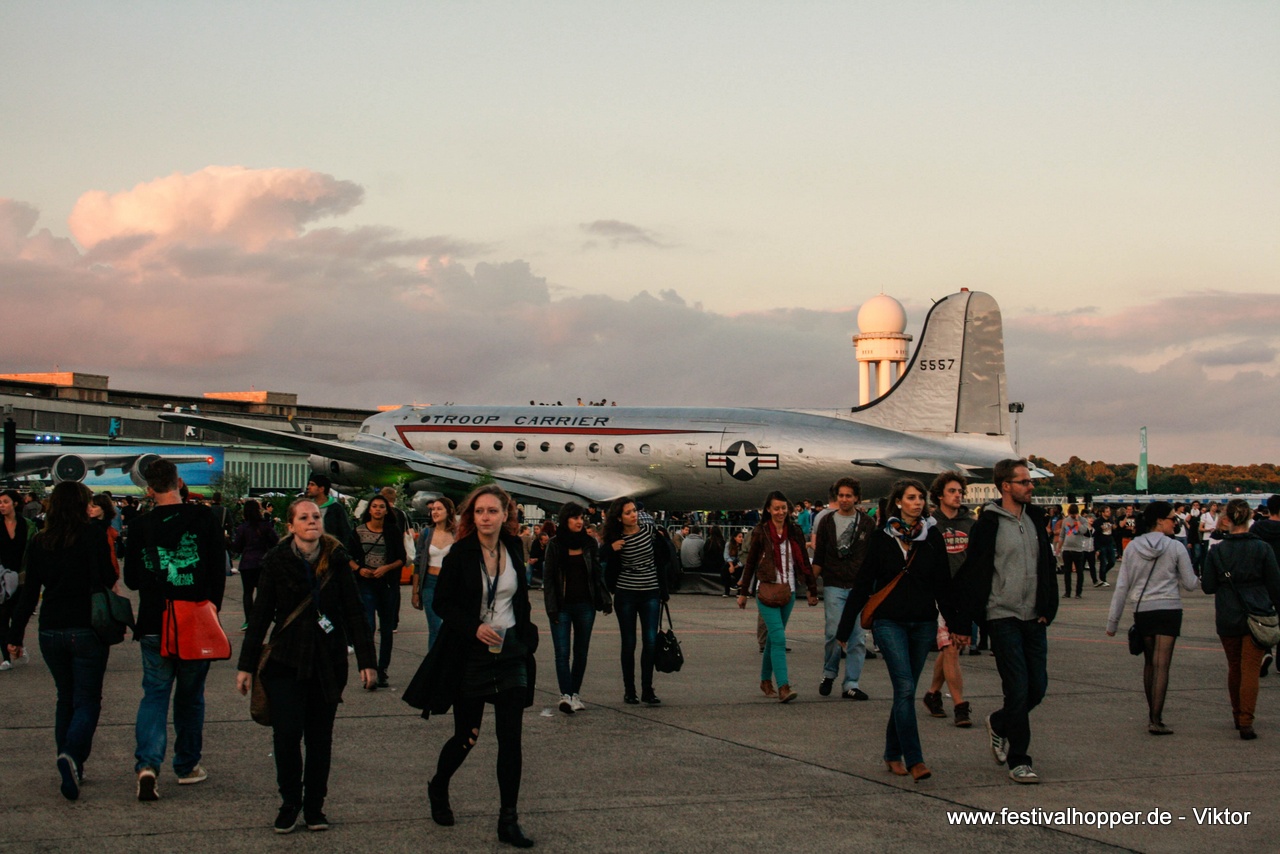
left=654, top=601, right=684, bottom=673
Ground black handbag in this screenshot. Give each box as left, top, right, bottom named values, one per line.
left=90, top=586, right=136, bottom=646
left=1127, top=557, right=1157, bottom=656
left=654, top=602, right=684, bottom=673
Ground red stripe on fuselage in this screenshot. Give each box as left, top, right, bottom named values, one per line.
left=394, top=424, right=711, bottom=443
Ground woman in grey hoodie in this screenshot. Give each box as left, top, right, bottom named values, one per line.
left=1105, top=502, right=1199, bottom=734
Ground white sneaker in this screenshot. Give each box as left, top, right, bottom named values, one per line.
left=0, top=661, right=11, bottom=671
left=558, top=694, right=574, bottom=714
left=570, top=694, right=585, bottom=712
left=986, top=714, right=1009, bottom=766
left=1009, top=764, right=1040, bottom=783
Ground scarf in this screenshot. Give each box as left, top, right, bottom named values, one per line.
left=885, top=516, right=932, bottom=542
left=557, top=528, right=592, bottom=552
left=767, top=520, right=792, bottom=580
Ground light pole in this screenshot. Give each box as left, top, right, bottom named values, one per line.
left=1008, top=402, right=1025, bottom=457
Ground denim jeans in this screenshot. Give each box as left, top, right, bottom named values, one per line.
left=1097, top=541, right=1118, bottom=582
left=986, top=617, right=1048, bottom=769
left=550, top=602, right=597, bottom=695
left=823, top=585, right=865, bottom=690
left=614, top=590, right=661, bottom=693
left=758, top=595, right=796, bottom=686
left=358, top=577, right=397, bottom=673
left=39, top=628, right=109, bottom=770
left=421, top=572, right=442, bottom=651
left=873, top=619, right=935, bottom=767
left=135, top=634, right=210, bottom=775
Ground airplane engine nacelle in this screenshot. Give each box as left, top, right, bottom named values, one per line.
left=309, top=457, right=376, bottom=491
left=51, top=454, right=88, bottom=483
left=128, top=454, right=163, bottom=488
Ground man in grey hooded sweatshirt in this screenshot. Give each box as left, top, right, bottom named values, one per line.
left=955, top=459, right=1059, bottom=784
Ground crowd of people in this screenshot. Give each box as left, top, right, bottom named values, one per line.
left=4, top=463, right=1280, bottom=841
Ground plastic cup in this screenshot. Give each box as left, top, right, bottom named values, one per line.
left=488, top=625, right=507, bottom=654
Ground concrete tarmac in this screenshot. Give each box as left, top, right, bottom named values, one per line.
left=1, top=582, right=1275, bottom=853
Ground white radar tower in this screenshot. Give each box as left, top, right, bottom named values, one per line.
left=853, top=294, right=913, bottom=406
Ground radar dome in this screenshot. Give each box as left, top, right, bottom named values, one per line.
left=857, top=294, right=907, bottom=334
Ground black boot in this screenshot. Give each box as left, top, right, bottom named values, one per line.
left=498, top=806, right=534, bottom=848
left=428, top=777, right=454, bottom=826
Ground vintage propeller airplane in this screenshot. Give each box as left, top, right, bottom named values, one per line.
left=161, top=289, right=1017, bottom=510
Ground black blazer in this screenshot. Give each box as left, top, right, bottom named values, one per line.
left=402, top=533, right=538, bottom=717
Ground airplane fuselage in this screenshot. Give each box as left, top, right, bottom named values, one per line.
left=348, top=404, right=1011, bottom=510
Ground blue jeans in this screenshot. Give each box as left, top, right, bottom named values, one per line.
left=986, top=617, right=1048, bottom=769
left=39, top=628, right=109, bottom=769
left=358, top=577, right=397, bottom=673
left=758, top=595, right=795, bottom=686
left=614, top=590, right=661, bottom=693
left=550, top=603, right=597, bottom=695
left=823, top=586, right=865, bottom=690
left=1191, top=542, right=1207, bottom=575
left=422, top=572, right=442, bottom=651
left=1098, top=541, right=1118, bottom=582
left=135, top=635, right=211, bottom=775
left=873, top=619, right=935, bottom=767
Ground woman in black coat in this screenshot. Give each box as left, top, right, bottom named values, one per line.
left=836, top=479, right=967, bottom=782
left=236, top=499, right=377, bottom=833
left=404, top=485, right=537, bottom=848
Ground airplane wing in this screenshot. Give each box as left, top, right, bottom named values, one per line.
left=851, top=457, right=980, bottom=476
left=157, top=413, right=609, bottom=505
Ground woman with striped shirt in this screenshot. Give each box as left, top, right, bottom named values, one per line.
left=602, top=497, right=671, bottom=706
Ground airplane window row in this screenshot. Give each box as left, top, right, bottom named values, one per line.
left=445, top=439, right=650, bottom=455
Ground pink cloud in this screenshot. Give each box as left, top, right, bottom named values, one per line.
left=67, top=166, right=363, bottom=253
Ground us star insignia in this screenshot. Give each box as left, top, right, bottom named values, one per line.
left=705, top=441, right=779, bottom=481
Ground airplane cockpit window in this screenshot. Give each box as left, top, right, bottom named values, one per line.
left=448, top=440, right=458, bottom=450
left=493, top=441, right=503, bottom=451
left=420, top=415, right=431, bottom=423
left=470, top=440, right=480, bottom=451
left=540, top=442, right=550, bottom=452
left=564, top=442, right=575, bottom=453
left=614, top=444, right=625, bottom=454
left=361, top=425, right=370, bottom=433
left=640, top=444, right=651, bottom=455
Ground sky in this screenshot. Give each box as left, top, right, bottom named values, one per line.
left=2, top=2, right=1277, bottom=466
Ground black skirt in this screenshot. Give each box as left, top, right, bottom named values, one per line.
left=1134, top=608, right=1182, bottom=638
left=460, top=634, right=528, bottom=699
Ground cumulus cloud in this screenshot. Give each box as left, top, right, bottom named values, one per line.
left=67, top=166, right=364, bottom=253
left=0, top=198, right=81, bottom=264
left=5, top=167, right=1277, bottom=466
left=580, top=219, right=667, bottom=249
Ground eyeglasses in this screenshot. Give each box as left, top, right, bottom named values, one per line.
left=1008, top=479, right=1034, bottom=486
left=1164, top=515, right=1178, bottom=521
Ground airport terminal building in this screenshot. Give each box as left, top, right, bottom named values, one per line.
left=0, top=372, right=376, bottom=494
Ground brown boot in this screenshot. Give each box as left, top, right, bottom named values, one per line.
left=953, top=701, right=972, bottom=728
left=760, top=680, right=776, bottom=697
left=778, top=684, right=797, bottom=703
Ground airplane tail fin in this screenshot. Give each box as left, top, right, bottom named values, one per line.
left=851, top=290, right=1008, bottom=437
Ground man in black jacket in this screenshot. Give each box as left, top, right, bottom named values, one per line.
left=954, top=459, right=1058, bottom=785
left=306, top=474, right=351, bottom=544
left=124, top=459, right=226, bottom=802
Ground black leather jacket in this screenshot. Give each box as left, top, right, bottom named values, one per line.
left=542, top=536, right=612, bottom=616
